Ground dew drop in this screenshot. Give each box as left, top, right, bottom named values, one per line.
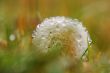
left=9, top=34, right=16, bottom=41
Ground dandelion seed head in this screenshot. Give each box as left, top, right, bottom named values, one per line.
left=32, top=16, right=92, bottom=58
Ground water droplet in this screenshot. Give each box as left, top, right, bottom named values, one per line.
left=41, top=37, right=46, bottom=40
left=62, top=23, right=66, bottom=26
left=9, top=34, right=16, bottom=41
left=37, top=25, right=40, bottom=28
left=77, top=39, right=81, bottom=43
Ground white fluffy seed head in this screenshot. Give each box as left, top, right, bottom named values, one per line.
left=32, top=16, right=91, bottom=58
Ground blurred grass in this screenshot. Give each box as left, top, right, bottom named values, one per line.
left=0, top=0, right=110, bottom=73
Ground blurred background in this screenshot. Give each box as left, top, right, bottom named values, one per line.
left=0, top=0, right=110, bottom=73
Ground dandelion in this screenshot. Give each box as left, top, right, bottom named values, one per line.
left=32, top=16, right=91, bottom=59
